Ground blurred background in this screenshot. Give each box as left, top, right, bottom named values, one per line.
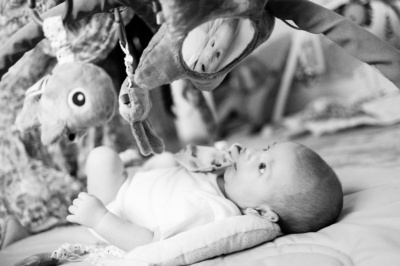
left=0, top=0, right=400, bottom=248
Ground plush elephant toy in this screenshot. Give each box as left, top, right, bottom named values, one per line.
left=16, top=62, right=116, bottom=145
left=15, top=12, right=117, bottom=145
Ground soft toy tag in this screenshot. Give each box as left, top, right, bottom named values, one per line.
left=15, top=11, right=117, bottom=145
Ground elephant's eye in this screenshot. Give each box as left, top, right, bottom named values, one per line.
left=68, top=88, right=86, bottom=108
left=72, top=92, right=85, bottom=106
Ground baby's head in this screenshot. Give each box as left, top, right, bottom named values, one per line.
left=223, top=141, right=343, bottom=234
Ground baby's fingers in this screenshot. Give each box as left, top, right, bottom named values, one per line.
left=66, top=214, right=78, bottom=224
left=68, top=205, right=78, bottom=214
left=78, top=192, right=90, bottom=200
left=72, top=198, right=81, bottom=206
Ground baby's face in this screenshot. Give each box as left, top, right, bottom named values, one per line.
left=223, top=142, right=300, bottom=210
left=194, top=23, right=236, bottom=73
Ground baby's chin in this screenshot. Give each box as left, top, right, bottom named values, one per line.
left=223, top=163, right=236, bottom=183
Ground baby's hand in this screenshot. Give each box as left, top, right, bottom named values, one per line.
left=66, top=192, right=108, bottom=229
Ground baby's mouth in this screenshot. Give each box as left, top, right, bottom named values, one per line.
left=192, top=59, right=198, bottom=70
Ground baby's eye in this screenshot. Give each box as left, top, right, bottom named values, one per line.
left=211, top=41, right=215, bottom=47
left=262, top=145, right=270, bottom=151
left=216, top=51, right=221, bottom=58
left=259, top=163, right=266, bottom=174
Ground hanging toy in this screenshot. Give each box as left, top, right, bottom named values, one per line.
left=115, top=8, right=165, bottom=156
left=15, top=0, right=117, bottom=145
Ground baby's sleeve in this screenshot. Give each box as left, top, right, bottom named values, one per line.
left=267, top=0, right=400, bottom=89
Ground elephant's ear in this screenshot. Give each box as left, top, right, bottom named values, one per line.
left=15, top=77, right=49, bottom=132
left=40, top=120, right=67, bottom=146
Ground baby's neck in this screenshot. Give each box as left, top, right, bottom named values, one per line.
left=217, top=175, right=243, bottom=213
left=217, top=175, right=228, bottom=198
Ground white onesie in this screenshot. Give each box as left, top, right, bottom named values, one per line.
left=106, top=165, right=241, bottom=241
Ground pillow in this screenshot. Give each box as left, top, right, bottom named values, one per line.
left=102, top=214, right=282, bottom=266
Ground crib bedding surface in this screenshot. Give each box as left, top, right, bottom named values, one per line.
left=0, top=225, right=96, bottom=266
left=2, top=125, right=400, bottom=266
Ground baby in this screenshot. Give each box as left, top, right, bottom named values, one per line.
left=67, top=141, right=343, bottom=251
left=185, top=18, right=240, bottom=73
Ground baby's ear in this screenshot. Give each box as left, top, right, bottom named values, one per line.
left=244, top=207, right=279, bottom=223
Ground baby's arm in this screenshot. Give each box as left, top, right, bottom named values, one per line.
left=67, top=192, right=154, bottom=251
